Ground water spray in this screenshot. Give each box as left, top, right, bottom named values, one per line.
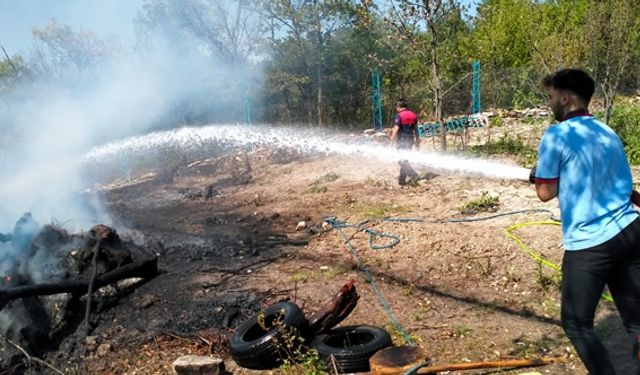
left=84, top=124, right=532, bottom=182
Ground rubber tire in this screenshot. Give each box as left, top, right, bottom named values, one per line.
left=229, top=302, right=309, bottom=369
left=310, top=325, right=392, bottom=373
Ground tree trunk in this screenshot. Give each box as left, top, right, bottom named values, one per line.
left=307, top=94, right=314, bottom=126
left=315, top=7, right=324, bottom=127
left=317, top=63, right=324, bottom=127
left=603, top=85, right=614, bottom=126
left=428, top=18, right=445, bottom=151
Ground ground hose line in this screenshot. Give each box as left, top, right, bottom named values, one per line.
left=325, top=209, right=614, bottom=352
left=324, top=209, right=558, bottom=347
left=325, top=216, right=414, bottom=346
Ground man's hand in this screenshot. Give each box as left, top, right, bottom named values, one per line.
left=390, top=125, right=399, bottom=147
left=529, top=164, right=537, bottom=184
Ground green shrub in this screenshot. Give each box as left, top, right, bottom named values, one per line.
left=469, top=134, right=537, bottom=166
left=604, top=103, right=640, bottom=165
left=461, top=191, right=500, bottom=214
left=489, top=116, right=504, bottom=128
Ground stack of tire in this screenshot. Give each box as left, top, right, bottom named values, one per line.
left=229, top=302, right=392, bottom=373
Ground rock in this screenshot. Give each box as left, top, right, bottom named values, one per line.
left=96, top=343, right=112, bottom=357
left=296, top=221, right=306, bottom=231
left=363, top=129, right=377, bottom=136
left=321, top=221, right=331, bottom=230
left=172, top=355, right=225, bottom=375
left=204, top=185, right=219, bottom=199
left=85, top=336, right=98, bottom=352
left=487, top=191, right=499, bottom=199
left=137, top=293, right=158, bottom=309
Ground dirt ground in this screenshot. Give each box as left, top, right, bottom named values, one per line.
left=34, top=124, right=638, bottom=375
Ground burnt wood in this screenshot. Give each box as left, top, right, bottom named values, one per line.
left=0, top=257, right=158, bottom=308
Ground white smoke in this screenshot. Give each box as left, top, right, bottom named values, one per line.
left=0, top=16, right=259, bottom=233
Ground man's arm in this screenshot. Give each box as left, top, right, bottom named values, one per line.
left=412, top=125, right=420, bottom=149
left=535, top=180, right=558, bottom=202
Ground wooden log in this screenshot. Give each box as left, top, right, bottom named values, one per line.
left=412, top=356, right=565, bottom=374
left=307, top=278, right=360, bottom=335
left=0, top=257, right=158, bottom=304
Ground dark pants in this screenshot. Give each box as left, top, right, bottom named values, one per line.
left=397, top=139, right=418, bottom=185
left=562, top=218, right=640, bottom=374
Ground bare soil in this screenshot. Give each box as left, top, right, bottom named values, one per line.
left=31, top=126, right=637, bottom=374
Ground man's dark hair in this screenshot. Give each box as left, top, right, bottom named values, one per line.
left=542, top=68, right=595, bottom=104
left=397, top=99, right=408, bottom=108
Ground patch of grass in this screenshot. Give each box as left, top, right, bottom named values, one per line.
left=597, top=102, right=640, bottom=165
left=521, top=116, right=547, bottom=126
left=401, top=283, right=416, bottom=296
left=385, top=323, right=420, bottom=346
left=357, top=203, right=408, bottom=219
left=319, top=264, right=349, bottom=280
left=505, top=265, right=522, bottom=283
left=536, top=263, right=561, bottom=291
left=455, top=325, right=473, bottom=338
left=290, top=265, right=348, bottom=283
left=307, top=172, right=338, bottom=193
left=412, top=306, right=428, bottom=322
left=364, top=176, right=385, bottom=187
left=469, top=134, right=537, bottom=166
left=290, top=269, right=316, bottom=283
left=541, top=298, right=560, bottom=317
left=255, top=309, right=329, bottom=375
left=307, top=184, right=328, bottom=194
left=280, top=348, right=329, bottom=375
left=479, top=257, right=494, bottom=278
left=489, top=116, right=504, bottom=128
left=510, top=334, right=560, bottom=357
left=460, top=191, right=499, bottom=214
left=312, top=172, right=340, bottom=185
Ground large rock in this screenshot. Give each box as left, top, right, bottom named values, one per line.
left=172, top=355, right=225, bottom=375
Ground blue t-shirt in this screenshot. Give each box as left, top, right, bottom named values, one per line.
left=536, top=115, right=638, bottom=250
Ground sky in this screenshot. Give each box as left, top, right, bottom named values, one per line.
left=0, top=0, right=144, bottom=56
left=0, top=0, right=480, bottom=57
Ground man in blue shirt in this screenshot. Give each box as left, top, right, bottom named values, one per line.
left=533, top=68, right=640, bottom=374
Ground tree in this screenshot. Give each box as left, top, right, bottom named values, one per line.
left=380, top=0, right=463, bottom=151
left=584, top=0, right=640, bottom=124
left=0, top=48, right=28, bottom=93
left=30, top=20, right=117, bottom=81
left=259, top=0, right=357, bottom=126
left=136, top=0, right=262, bottom=65
left=135, top=0, right=264, bottom=125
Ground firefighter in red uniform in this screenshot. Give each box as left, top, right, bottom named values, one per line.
left=390, top=99, right=420, bottom=185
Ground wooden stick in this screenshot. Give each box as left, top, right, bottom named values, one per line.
left=412, top=356, right=565, bottom=374
left=330, top=355, right=340, bottom=375
left=84, top=239, right=102, bottom=338
left=0, top=257, right=158, bottom=303
left=2, top=335, right=64, bottom=375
